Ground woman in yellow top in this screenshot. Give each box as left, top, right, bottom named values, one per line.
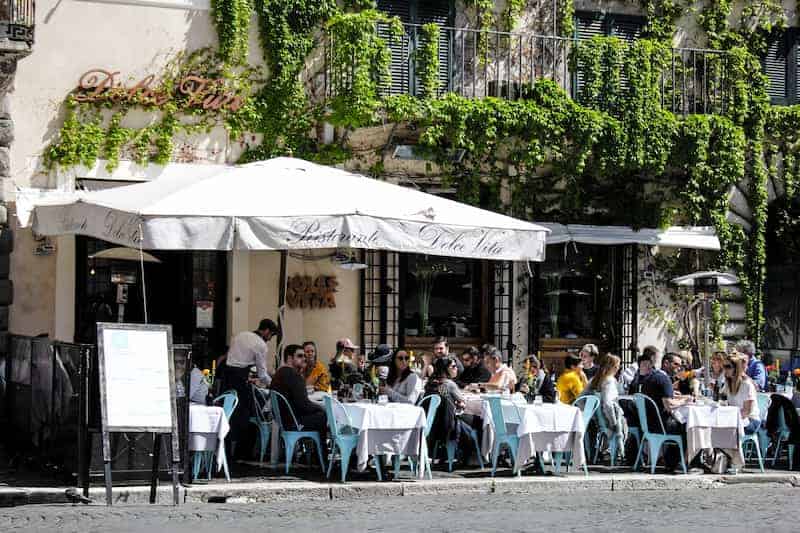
left=556, top=354, right=588, bottom=404
left=303, top=341, right=331, bottom=392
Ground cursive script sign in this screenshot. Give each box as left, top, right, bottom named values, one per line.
left=73, top=69, right=245, bottom=111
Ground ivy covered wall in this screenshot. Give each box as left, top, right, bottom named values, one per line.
left=41, top=0, right=800, bottom=346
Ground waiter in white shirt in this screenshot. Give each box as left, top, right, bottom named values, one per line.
left=224, top=318, right=279, bottom=457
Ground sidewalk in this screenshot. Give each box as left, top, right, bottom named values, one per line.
left=3, top=468, right=799, bottom=507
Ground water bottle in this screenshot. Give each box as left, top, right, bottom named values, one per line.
left=785, top=374, right=795, bottom=397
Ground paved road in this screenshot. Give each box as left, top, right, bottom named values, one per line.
left=1, top=484, right=796, bottom=532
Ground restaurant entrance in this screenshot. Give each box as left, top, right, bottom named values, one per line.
left=73, top=237, right=228, bottom=361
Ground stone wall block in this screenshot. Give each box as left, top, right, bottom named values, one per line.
left=0, top=118, right=13, bottom=146
left=0, top=146, right=9, bottom=177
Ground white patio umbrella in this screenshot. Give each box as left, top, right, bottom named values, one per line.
left=25, top=157, right=549, bottom=261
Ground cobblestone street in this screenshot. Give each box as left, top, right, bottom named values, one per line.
left=2, top=484, right=796, bottom=532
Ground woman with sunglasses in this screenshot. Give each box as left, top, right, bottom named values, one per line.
left=380, top=349, right=422, bottom=404
left=721, top=353, right=761, bottom=435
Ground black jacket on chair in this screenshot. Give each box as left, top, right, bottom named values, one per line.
left=766, top=393, right=800, bottom=445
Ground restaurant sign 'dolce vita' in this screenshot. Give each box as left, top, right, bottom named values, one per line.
left=73, top=69, right=246, bottom=111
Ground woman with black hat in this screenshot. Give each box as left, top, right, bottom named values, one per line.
left=380, top=348, right=422, bottom=404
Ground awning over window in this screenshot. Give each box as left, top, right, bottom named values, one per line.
left=538, top=224, right=720, bottom=251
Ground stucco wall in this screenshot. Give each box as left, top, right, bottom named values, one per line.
left=247, top=250, right=361, bottom=372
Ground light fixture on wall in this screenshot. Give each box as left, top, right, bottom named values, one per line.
left=333, top=250, right=367, bottom=270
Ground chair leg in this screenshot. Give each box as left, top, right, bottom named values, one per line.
left=314, top=439, right=326, bottom=473
left=446, top=441, right=456, bottom=472
left=648, top=440, right=660, bottom=475
left=221, top=449, right=231, bottom=482
left=491, top=441, right=501, bottom=477
left=326, top=442, right=336, bottom=479
left=753, top=438, right=765, bottom=473
left=676, top=440, right=687, bottom=474
left=553, top=452, right=563, bottom=474
left=284, top=436, right=299, bottom=475
left=789, top=444, right=795, bottom=471
left=340, top=447, right=353, bottom=483
left=609, top=436, right=617, bottom=467
left=373, top=456, right=383, bottom=481
left=771, top=439, right=783, bottom=467
left=192, top=453, right=201, bottom=480
left=633, top=437, right=645, bottom=472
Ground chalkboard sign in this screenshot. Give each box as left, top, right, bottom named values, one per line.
left=97, top=323, right=180, bottom=506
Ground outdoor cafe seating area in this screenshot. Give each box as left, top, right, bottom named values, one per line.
left=187, top=342, right=800, bottom=483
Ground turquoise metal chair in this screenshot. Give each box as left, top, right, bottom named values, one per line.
left=755, top=393, right=771, bottom=460
left=770, top=406, right=796, bottom=470
left=270, top=390, right=326, bottom=475
left=486, top=396, right=520, bottom=477
left=552, top=395, right=598, bottom=475
left=192, top=390, right=238, bottom=481
left=741, top=430, right=765, bottom=472
left=592, top=395, right=625, bottom=467
left=632, top=393, right=687, bottom=474
left=249, top=386, right=272, bottom=463
left=407, top=394, right=441, bottom=479
left=322, top=395, right=383, bottom=482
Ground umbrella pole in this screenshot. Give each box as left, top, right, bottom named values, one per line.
left=275, top=250, right=287, bottom=368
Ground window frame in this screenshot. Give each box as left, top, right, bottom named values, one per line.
left=762, top=28, right=799, bottom=106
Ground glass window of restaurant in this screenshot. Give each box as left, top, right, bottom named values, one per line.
left=74, top=237, right=228, bottom=361
left=532, top=244, right=624, bottom=373
left=400, top=253, right=490, bottom=353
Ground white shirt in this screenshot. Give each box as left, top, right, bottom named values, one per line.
left=722, top=378, right=759, bottom=423
left=189, top=367, right=209, bottom=404
left=227, top=331, right=271, bottom=385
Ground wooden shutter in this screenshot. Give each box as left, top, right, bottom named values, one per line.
left=416, top=1, right=452, bottom=95
left=377, top=0, right=412, bottom=96
left=762, top=33, right=790, bottom=105
left=609, top=16, right=644, bottom=44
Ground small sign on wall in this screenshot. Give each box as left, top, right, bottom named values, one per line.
left=286, top=275, right=338, bottom=309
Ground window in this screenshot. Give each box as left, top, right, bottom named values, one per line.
left=575, top=11, right=645, bottom=43
left=401, top=254, right=486, bottom=341
left=762, top=30, right=799, bottom=105
left=377, top=0, right=453, bottom=96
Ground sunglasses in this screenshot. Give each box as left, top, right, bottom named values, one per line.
left=449, top=363, right=457, bottom=368
left=397, top=356, right=410, bottom=361
left=723, top=364, right=734, bottom=369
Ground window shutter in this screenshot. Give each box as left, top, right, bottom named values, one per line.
left=762, top=33, right=790, bottom=105
left=609, top=16, right=644, bottom=44
left=416, top=1, right=452, bottom=95
left=377, top=0, right=412, bottom=96
left=575, top=11, right=606, bottom=40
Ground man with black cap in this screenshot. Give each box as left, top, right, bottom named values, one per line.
left=224, top=318, right=279, bottom=457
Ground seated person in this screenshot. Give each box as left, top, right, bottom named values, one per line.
left=556, top=354, right=587, bottom=404
left=189, top=358, right=211, bottom=405
left=456, top=346, right=491, bottom=388
left=634, top=352, right=690, bottom=472
left=380, top=348, right=422, bottom=404
left=471, top=347, right=516, bottom=393
left=721, top=354, right=761, bottom=434
left=271, top=344, right=327, bottom=438
left=303, top=341, right=331, bottom=392
left=579, top=344, right=600, bottom=381
left=516, top=354, right=556, bottom=403
left=329, top=338, right=359, bottom=389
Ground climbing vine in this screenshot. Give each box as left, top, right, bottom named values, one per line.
left=45, top=0, right=800, bottom=345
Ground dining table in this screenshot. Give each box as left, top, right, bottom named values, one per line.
left=672, top=402, right=744, bottom=466
left=188, top=403, right=230, bottom=473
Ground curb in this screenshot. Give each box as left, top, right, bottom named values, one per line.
left=3, top=473, right=798, bottom=507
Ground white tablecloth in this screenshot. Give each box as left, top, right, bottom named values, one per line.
left=338, top=402, right=428, bottom=478
left=480, top=399, right=585, bottom=470
left=189, top=404, right=230, bottom=470
left=672, top=404, right=744, bottom=466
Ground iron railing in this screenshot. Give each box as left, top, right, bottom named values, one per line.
left=325, top=23, right=729, bottom=117
left=0, top=0, right=34, bottom=45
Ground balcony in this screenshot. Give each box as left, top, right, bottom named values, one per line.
left=0, top=0, right=34, bottom=48
left=325, top=23, right=729, bottom=117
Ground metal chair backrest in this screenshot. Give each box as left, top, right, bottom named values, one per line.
left=417, top=394, right=441, bottom=438
left=590, top=393, right=611, bottom=432
left=269, top=389, right=302, bottom=432
left=633, top=393, right=666, bottom=434
left=777, top=405, right=790, bottom=434
left=756, top=393, right=771, bottom=421
left=214, top=390, right=239, bottom=420
left=251, top=386, right=271, bottom=423
left=573, top=394, right=600, bottom=432
left=487, top=396, right=511, bottom=439
left=323, top=395, right=354, bottom=437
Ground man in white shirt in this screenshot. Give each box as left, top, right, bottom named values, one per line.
left=224, top=318, right=279, bottom=458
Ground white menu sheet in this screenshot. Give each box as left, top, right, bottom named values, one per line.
left=101, top=327, right=173, bottom=430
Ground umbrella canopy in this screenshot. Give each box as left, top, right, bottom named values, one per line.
left=89, top=247, right=162, bottom=263
left=27, top=157, right=549, bottom=261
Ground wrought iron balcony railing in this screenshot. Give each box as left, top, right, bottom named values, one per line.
left=325, top=23, right=729, bottom=117
left=0, top=0, right=34, bottom=45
